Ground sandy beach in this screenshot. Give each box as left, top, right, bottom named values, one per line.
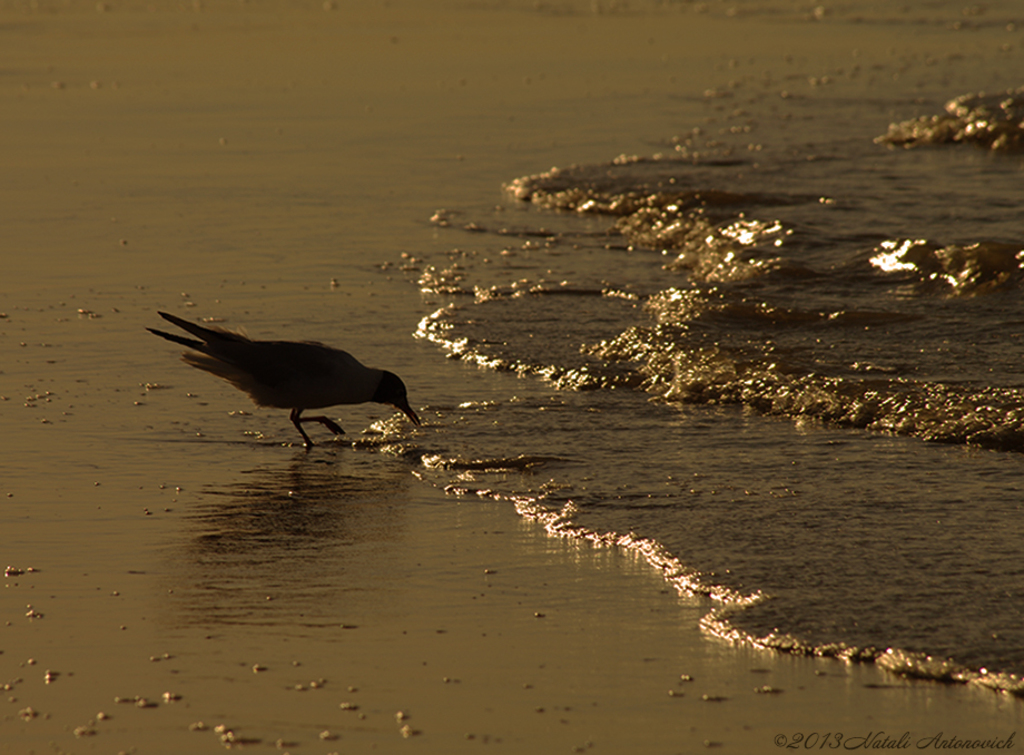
left=4, top=463, right=1020, bottom=753
left=2, top=0, right=1022, bottom=752
left=4, top=463, right=1020, bottom=752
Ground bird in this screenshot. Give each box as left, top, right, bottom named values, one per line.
left=147, top=311, right=420, bottom=447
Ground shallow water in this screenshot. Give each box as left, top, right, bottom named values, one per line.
left=408, top=2, right=1024, bottom=687
left=2, top=0, right=1024, bottom=751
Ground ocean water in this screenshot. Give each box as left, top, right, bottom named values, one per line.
left=405, top=36, right=1024, bottom=689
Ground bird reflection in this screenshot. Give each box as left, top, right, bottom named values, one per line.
left=165, top=459, right=411, bottom=629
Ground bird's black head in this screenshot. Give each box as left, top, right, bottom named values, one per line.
left=373, top=370, right=421, bottom=426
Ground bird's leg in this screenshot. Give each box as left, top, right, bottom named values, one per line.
left=302, top=415, right=346, bottom=436
left=290, top=408, right=315, bottom=449
left=290, top=408, right=345, bottom=448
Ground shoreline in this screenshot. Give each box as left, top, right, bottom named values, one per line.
left=501, top=486, right=1024, bottom=699
left=5, top=471, right=1021, bottom=754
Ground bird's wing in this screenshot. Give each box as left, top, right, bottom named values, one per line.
left=219, top=341, right=343, bottom=388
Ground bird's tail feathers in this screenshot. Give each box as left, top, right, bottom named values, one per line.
left=147, top=327, right=204, bottom=350
left=156, top=311, right=248, bottom=344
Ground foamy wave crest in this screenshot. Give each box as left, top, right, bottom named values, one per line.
left=512, top=497, right=762, bottom=606
left=876, top=86, right=1024, bottom=151
left=415, top=303, right=644, bottom=391
left=701, top=610, right=1024, bottom=695
left=869, top=238, right=1024, bottom=296
left=588, top=287, right=1024, bottom=450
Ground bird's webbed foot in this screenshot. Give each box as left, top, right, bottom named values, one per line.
left=305, top=415, right=345, bottom=436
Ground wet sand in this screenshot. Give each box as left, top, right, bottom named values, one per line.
left=4, top=473, right=1021, bottom=753
left=2, top=1, right=1022, bottom=752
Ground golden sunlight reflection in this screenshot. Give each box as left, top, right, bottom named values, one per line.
left=869, top=238, right=928, bottom=273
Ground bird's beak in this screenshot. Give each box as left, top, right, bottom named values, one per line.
left=394, top=398, right=421, bottom=427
